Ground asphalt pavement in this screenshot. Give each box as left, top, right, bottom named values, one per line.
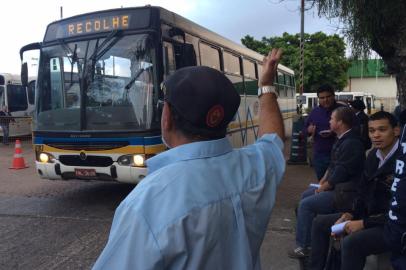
left=0, top=139, right=317, bottom=270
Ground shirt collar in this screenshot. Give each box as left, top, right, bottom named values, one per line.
left=147, top=137, right=233, bottom=174
left=376, top=139, right=399, bottom=168
left=337, top=128, right=352, bottom=139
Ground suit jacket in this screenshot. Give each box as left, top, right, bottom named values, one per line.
left=354, top=111, right=372, bottom=150
left=352, top=146, right=398, bottom=228
left=326, top=129, right=365, bottom=186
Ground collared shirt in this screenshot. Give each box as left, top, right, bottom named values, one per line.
left=376, top=140, right=399, bottom=168
left=92, top=134, right=285, bottom=270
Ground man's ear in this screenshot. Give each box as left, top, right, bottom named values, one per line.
left=162, top=102, right=173, bottom=132
left=394, top=126, right=401, bottom=137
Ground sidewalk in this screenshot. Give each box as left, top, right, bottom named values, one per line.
left=261, top=163, right=316, bottom=270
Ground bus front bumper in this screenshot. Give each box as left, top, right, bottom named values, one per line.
left=35, top=161, right=147, bottom=184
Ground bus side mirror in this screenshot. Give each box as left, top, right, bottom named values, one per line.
left=21, top=62, right=28, bottom=87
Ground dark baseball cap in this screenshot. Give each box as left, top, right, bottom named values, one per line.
left=349, top=99, right=366, bottom=111
left=162, top=66, right=240, bottom=132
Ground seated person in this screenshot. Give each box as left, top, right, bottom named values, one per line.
left=309, top=111, right=400, bottom=270
left=385, top=113, right=406, bottom=270
left=288, top=107, right=365, bottom=258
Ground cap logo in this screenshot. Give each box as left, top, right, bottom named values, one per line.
left=206, top=105, right=224, bottom=128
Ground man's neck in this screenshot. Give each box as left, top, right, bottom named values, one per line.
left=336, top=127, right=350, bottom=138
left=379, top=139, right=398, bottom=158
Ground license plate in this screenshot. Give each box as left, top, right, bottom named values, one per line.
left=75, top=168, right=96, bottom=177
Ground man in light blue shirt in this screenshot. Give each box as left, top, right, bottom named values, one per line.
left=93, top=49, right=285, bottom=270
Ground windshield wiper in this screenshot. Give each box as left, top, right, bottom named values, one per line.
left=58, top=40, right=81, bottom=87
left=125, top=64, right=153, bottom=90
left=88, top=30, right=122, bottom=63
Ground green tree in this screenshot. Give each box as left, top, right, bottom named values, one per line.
left=310, top=0, right=406, bottom=108
left=242, top=32, right=350, bottom=92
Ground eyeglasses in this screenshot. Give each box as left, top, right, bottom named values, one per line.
left=318, top=95, right=334, bottom=100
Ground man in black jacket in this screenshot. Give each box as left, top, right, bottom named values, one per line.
left=385, top=114, right=406, bottom=270
left=350, top=99, right=371, bottom=150
left=309, top=111, right=400, bottom=270
left=289, top=107, right=365, bottom=258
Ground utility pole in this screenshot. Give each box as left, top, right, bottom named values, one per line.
left=299, top=0, right=305, bottom=114
left=287, top=0, right=308, bottom=165
left=60, top=6, right=63, bottom=19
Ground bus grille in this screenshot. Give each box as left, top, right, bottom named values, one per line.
left=47, top=142, right=129, bottom=151
left=59, top=155, right=113, bottom=167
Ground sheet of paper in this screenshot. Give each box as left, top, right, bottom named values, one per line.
left=331, top=221, right=350, bottom=235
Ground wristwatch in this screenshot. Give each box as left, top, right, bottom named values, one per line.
left=258, top=85, right=278, bottom=98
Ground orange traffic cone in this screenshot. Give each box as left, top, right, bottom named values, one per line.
left=9, top=139, right=29, bottom=169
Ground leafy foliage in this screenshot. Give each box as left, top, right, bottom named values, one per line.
left=310, top=0, right=406, bottom=107
left=242, top=32, right=350, bottom=92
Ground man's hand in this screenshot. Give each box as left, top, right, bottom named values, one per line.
left=335, top=213, right=353, bottom=225
left=316, top=181, right=332, bottom=193
left=259, top=48, right=282, bottom=87
left=257, top=48, right=284, bottom=140
left=344, top=220, right=364, bottom=234
left=307, top=124, right=316, bottom=136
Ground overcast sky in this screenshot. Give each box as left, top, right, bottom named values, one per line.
left=1, top=0, right=340, bottom=74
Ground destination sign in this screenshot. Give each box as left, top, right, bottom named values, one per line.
left=66, top=15, right=129, bottom=36
left=43, top=8, right=152, bottom=42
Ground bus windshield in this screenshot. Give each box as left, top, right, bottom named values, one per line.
left=35, top=33, right=156, bottom=131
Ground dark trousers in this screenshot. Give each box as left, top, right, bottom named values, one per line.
left=310, top=213, right=389, bottom=270
left=392, top=254, right=406, bottom=270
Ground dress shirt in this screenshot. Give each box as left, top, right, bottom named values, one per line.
left=93, top=133, right=285, bottom=270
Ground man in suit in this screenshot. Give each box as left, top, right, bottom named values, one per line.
left=350, top=99, right=371, bottom=150
left=288, top=106, right=365, bottom=258
left=309, top=111, right=400, bottom=270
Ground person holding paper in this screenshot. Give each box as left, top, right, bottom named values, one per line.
left=288, top=107, right=365, bottom=258
left=309, top=111, right=400, bottom=270
left=304, top=84, right=343, bottom=180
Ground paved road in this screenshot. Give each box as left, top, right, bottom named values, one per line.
left=0, top=140, right=315, bottom=270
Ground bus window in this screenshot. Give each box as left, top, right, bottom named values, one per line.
left=7, top=84, right=28, bottom=112
left=276, top=72, right=286, bottom=97
left=243, top=59, right=257, bottom=95
left=27, top=81, right=35, bottom=105
left=223, top=51, right=243, bottom=94
left=285, top=74, right=294, bottom=97
left=257, top=64, right=263, bottom=79
left=173, top=43, right=197, bottom=69
left=223, top=51, right=241, bottom=76
left=199, top=43, right=220, bottom=70
left=243, top=59, right=256, bottom=79
left=163, top=42, right=176, bottom=78
left=49, top=58, right=64, bottom=110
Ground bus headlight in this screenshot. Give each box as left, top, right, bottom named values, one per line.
left=133, top=155, right=145, bottom=167
left=38, top=152, right=56, bottom=163
left=118, top=154, right=146, bottom=167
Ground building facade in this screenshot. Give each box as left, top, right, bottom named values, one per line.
left=344, top=59, right=398, bottom=112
